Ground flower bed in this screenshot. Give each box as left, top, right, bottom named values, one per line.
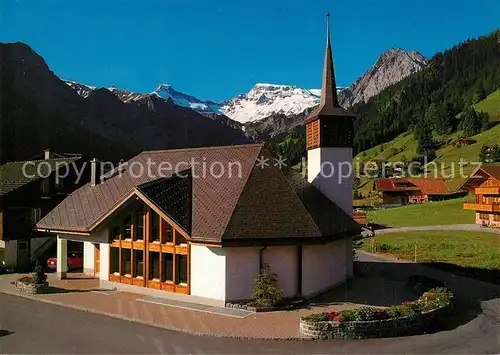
left=225, top=299, right=304, bottom=312
left=12, top=276, right=49, bottom=295
left=300, top=287, right=453, bottom=340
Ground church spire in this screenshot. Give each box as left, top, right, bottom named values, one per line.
left=304, top=12, right=348, bottom=125
left=320, top=12, right=340, bottom=110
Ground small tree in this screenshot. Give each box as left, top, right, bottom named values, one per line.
left=479, top=145, right=490, bottom=163
left=32, top=260, right=47, bottom=284
left=491, top=144, right=500, bottom=162
left=251, top=263, right=283, bottom=307
left=352, top=233, right=365, bottom=262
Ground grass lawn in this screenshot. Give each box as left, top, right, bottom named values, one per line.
left=366, top=197, right=475, bottom=227
left=362, top=231, right=500, bottom=270
left=474, top=89, right=500, bottom=121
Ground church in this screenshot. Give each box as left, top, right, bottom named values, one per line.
left=36, top=16, right=360, bottom=306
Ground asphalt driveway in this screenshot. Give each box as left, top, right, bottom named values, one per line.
left=0, top=293, right=498, bottom=354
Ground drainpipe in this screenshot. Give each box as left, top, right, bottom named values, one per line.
left=297, top=245, right=302, bottom=297
left=259, top=246, right=267, bottom=270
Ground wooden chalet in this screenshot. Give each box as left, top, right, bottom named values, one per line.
left=463, top=166, right=500, bottom=228
left=373, top=177, right=457, bottom=205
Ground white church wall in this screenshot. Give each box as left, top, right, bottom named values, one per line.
left=225, top=247, right=260, bottom=301
left=307, top=147, right=353, bottom=216
left=302, top=238, right=349, bottom=297
left=262, top=246, right=298, bottom=298
left=190, top=245, right=227, bottom=301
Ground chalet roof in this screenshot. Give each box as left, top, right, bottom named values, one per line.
left=37, top=144, right=360, bottom=244
left=0, top=156, right=81, bottom=196
left=457, top=165, right=500, bottom=191
left=374, top=178, right=420, bottom=192
left=407, top=178, right=448, bottom=195
left=374, top=177, right=448, bottom=195
left=304, top=14, right=353, bottom=125
left=480, top=165, right=500, bottom=180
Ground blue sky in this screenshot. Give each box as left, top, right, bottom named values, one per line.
left=1, top=0, right=499, bottom=102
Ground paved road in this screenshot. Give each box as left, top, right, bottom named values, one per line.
left=372, top=224, right=500, bottom=235
left=0, top=294, right=499, bottom=354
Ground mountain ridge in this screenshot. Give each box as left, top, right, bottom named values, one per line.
left=64, top=47, right=427, bottom=130
left=1, top=42, right=249, bottom=163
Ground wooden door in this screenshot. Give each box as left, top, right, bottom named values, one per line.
left=94, top=244, right=100, bottom=277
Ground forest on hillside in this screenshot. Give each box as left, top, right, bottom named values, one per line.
left=267, top=30, right=500, bottom=166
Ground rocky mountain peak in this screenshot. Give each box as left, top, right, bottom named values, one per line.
left=338, top=48, right=428, bottom=107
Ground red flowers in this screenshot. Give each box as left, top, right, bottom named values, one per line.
left=402, top=301, right=410, bottom=305
left=327, top=311, right=342, bottom=322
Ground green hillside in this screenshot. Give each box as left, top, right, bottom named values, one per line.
left=268, top=31, right=500, bottom=174
left=366, top=197, right=475, bottom=227
left=474, top=89, right=500, bottom=121
left=355, top=89, right=500, bottom=194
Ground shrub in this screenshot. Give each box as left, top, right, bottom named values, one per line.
left=339, top=307, right=389, bottom=322
left=251, top=263, right=284, bottom=307
left=355, top=307, right=389, bottom=321
left=301, top=288, right=454, bottom=324
left=339, top=308, right=358, bottom=322
left=302, top=313, right=329, bottom=322
left=416, top=287, right=453, bottom=312
left=427, top=287, right=453, bottom=300
left=31, top=260, right=47, bottom=284
left=387, top=304, right=418, bottom=319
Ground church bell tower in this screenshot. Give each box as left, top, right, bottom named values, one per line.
left=305, top=13, right=356, bottom=216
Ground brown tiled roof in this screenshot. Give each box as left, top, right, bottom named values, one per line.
left=0, top=156, right=81, bottom=196
left=374, top=177, right=449, bottom=195
left=373, top=178, right=420, bottom=192
left=283, top=168, right=360, bottom=237
left=37, top=144, right=359, bottom=244
left=480, top=165, right=500, bottom=181
left=406, top=178, right=448, bottom=195
left=457, top=165, right=500, bottom=191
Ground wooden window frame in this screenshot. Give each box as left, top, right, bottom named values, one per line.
left=109, top=204, right=190, bottom=294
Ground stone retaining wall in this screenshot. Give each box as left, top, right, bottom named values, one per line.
left=300, top=306, right=450, bottom=340
left=13, top=281, right=48, bottom=295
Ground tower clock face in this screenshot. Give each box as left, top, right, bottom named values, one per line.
left=320, top=116, right=354, bottom=147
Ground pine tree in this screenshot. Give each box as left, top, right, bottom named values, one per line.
left=479, top=145, right=490, bottom=163
left=491, top=145, right=500, bottom=162
left=472, top=83, right=486, bottom=104
left=458, top=106, right=488, bottom=136
left=251, top=264, right=284, bottom=307
left=416, top=123, right=435, bottom=157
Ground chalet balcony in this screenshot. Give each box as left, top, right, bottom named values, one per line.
left=463, top=202, right=500, bottom=212
left=475, top=187, right=500, bottom=195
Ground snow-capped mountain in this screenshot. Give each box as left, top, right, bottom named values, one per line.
left=220, top=84, right=321, bottom=124
left=64, top=47, right=427, bottom=129
left=153, top=84, right=222, bottom=114
left=65, top=80, right=95, bottom=98
left=65, top=81, right=222, bottom=114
